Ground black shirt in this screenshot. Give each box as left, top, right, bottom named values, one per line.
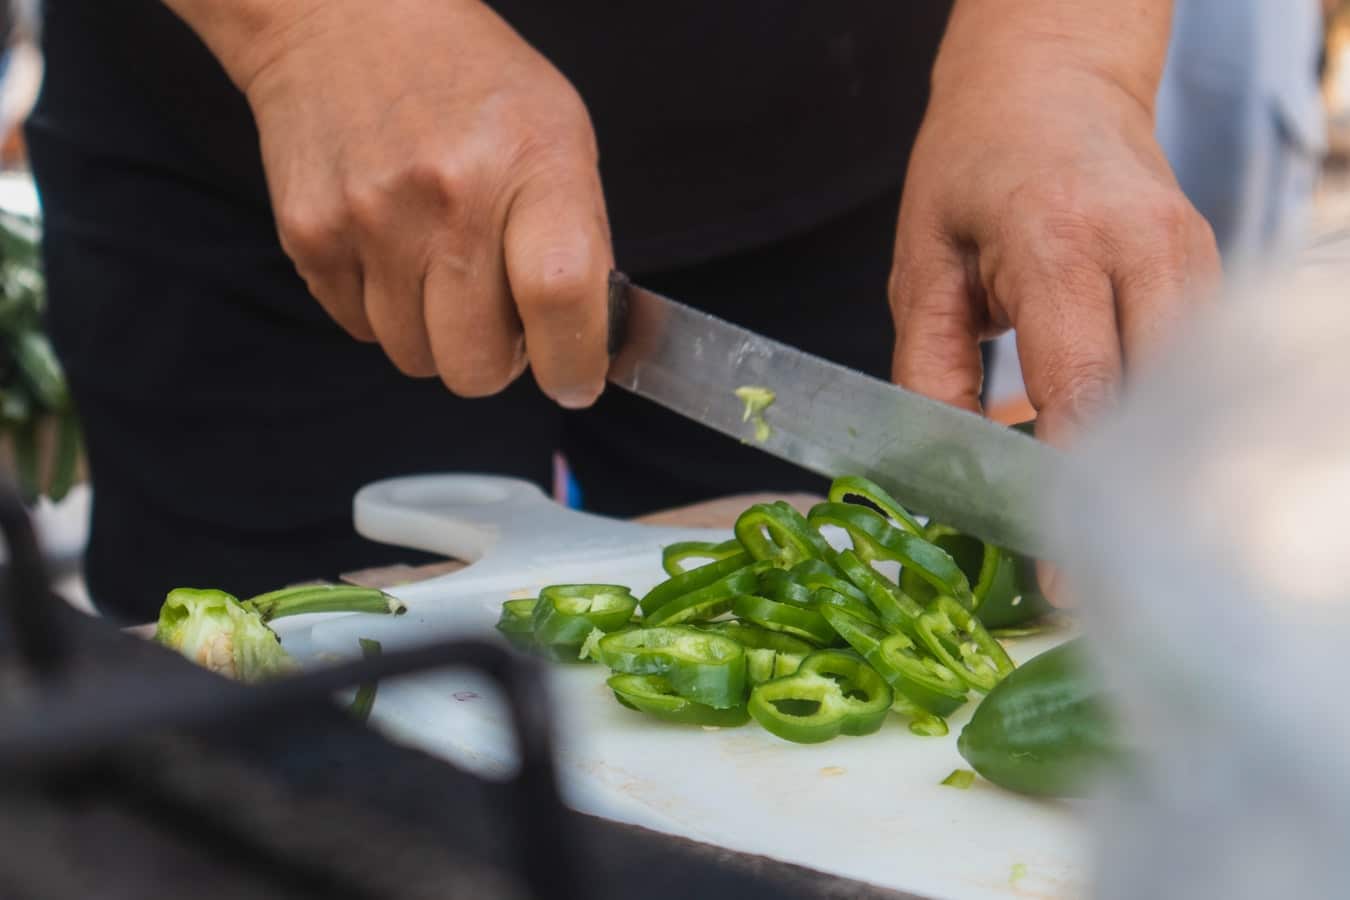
left=32, top=0, right=951, bottom=270
left=26, top=1, right=951, bottom=618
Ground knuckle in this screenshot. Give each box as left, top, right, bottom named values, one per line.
left=515, top=250, right=605, bottom=319
left=343, top=178, right=388, bottom=236
left=276, top=202, right=345, bottom=266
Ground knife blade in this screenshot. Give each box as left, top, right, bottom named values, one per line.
left=605, top=272, right=1061, bottom=558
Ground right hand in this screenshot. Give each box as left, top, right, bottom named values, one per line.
left=188, top=0, right=614, bottom=407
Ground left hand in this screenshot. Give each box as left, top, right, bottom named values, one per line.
left=889, top=29, right=1222, bottom=449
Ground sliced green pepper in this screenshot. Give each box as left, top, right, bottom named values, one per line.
left=890, top=692, right=950, bottom=737
left=495, top=598, right=538, bottom=652
left=819, top=603, right=968, bottom=717
left=643, top=559, right=765, bottom=627
left=734, top=502, right=833, bottom=568
left=641, top=552, right=754, bottom=617
left=916, top=595, right=1015, bottom=693
left=532, top=584, right=638, bottom=647
left=902, top=523, right=1053, bottom=628
left=748, top=649, right=892, bottom=743
left=732, top=593, right=836, bottom=646
left=812, top=586, right=882, bottom=627
left=597, top=626, right=747, bottom=709
left=660, top=538, right=745, bottom=577
left=705, top=621, right=812, bottom=685
left=789, top=559, right=878, bottom=614
left=827, top=475, right=924, bottom=536
left=757, top=567, right=816, bottom=607
left=703, top=620, right=816, bottom=656
left=807, top=502, right=973, bottom=606
left=608, top=674, right=751, bottom=727
left=832, top=549, right=925, bottom=635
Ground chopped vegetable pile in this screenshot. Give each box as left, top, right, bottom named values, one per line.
left=496, top=475, right=1055, bottom=744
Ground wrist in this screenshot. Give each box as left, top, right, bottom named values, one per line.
left=158, top=0, right=331, bottom=93
left=933, top=0, right=1172, bottom=115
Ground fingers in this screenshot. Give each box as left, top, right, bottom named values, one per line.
left=423, top=251, right=526, bottom=397
left=504, top=167, right=613, bottom=408
left=1001, top=243, right=1122, bottom=449
left=362, top=254, right=438, bottom=378
left=275, top=202, right=376, bottom=342
left=1111, top=197, right=1222, bottom=371
left=890, top=231, right=986, bottom=414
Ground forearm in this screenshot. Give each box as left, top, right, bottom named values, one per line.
left=935, top=0, right=1174, bottom=112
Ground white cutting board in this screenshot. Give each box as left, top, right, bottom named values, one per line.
left=276, top=475, right=1088, bottom=900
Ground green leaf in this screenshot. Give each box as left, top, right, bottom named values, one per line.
left=47, top=411, right=81, bottom=501
left=12, top=417, right=38, bottom=505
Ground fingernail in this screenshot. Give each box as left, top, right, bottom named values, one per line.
left=557, top=385, right=602, bottom=409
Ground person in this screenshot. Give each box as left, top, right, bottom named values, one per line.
left=983, top=0, right=1329, bottom=416
left=27, top=0, right=1219, bottom=621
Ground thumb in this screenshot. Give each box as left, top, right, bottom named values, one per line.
left=889, top=239, right=985, bottom=413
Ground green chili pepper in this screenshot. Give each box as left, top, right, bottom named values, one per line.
left=732, top=593, right=835, bottom=646
left=757, top=567, right=816, bottom=606
left=915, top=595, right=1015, bottom=693
left=826, top=475, right=924, bottom=535
left=641, top=552, right=754, bottom=617
left=660, top=538, right=744, bottom=577
left=958, top=638, right=1119, bottom=797
left=704, top=621, right=813, bottom=685
left=532, top=584, right=638, bottom=648
left=349, top=638, right=382, bottom=722
left=734, top=502, right=833, bottom=568
left=789, top=559, right=878, bottom=615
left=597, top=626, right=747, bottom=709
left=807, top=502, right=973, bottom=606
left=902, top=523, right=1053, bottom=628
left=608, top=674, right=751, bottom=727
left=748, top=649, right=892, bottom=743
left=244, top=584, right=406, bottom=622
left=890, top=692, right=950, bottom=737
left=643, top=560, right=764, bottom=626
left=832, top=549, right=925, bottom=636
left=496, top=598, right=545, bottom=653
left=811, top=584, right=882, bottom=627
left=819, top=603, right=968, bottom=717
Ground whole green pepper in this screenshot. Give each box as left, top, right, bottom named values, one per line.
left=957, top=638, right=1120, bottom=797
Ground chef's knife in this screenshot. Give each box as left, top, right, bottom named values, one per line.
left=605, top=272, right=1061, bottom=558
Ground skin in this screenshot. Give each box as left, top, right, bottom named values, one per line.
left=163, top=0, right=613, bottom=408
left=890, top=0, right=1221, bottom=448
left=164, top=0, right=1217, bottom=599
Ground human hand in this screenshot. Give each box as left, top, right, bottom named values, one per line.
left=168, top=0, right=613, bottom=406
left=889, top=3, right=1221, bottom=448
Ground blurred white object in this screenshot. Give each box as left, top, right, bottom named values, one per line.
left=1052, top=256, right=1350, bottom=898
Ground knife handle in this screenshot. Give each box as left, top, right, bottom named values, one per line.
left=606, top=269, right=632, bottom=358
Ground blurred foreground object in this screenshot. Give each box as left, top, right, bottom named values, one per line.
left=1053, top=257, right=1350, bottom=898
